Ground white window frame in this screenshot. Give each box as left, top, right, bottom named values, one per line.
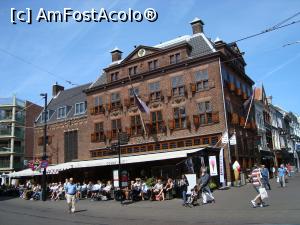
left=75, top=102, right=86, bottom=115
left=57, top=106, right=67, bottom=119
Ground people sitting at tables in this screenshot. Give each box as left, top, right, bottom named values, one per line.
left=86, top=181, right=93, bottom=198
left=152, top=179, right=165, bottom=201
left=132, top=178, right=142, bottom=201
left=102, top=181, right=113, bottom=198
left=90, top=180, right=102, bottom=200
left=141, top=179, right=149, bottom=200
left=81, top=182, right=88, bottom=198
left=164, top=178, right=174, bottom=199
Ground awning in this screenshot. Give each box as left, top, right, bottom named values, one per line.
left=8, top=148, right=203, bottom=178
left=8, top=169, right=42, bottom=178
left=72, top=147, right=204, bottom=169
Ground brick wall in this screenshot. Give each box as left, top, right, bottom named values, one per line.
left=24, top=101, right=43, bottom=160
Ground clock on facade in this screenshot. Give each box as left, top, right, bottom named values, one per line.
left=137, top=48, right=146, bottom=57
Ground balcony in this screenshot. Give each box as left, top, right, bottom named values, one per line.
left=0, top=97, right=25, bottom=108
left=0, top=114, right=12, bottom=122
left=0, top=160, right=10, bottom=169
left=0, top=146, right=23, bottom=154
left=0, top=129, right=12, bottom=137
left=0, top=147, right=11, bottom=153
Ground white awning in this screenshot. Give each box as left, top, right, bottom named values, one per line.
left=8, top=169, right=42, bottom=178
left=72, top=147, right=203, bottom=168
left=8, top=148, right=204, bottom=177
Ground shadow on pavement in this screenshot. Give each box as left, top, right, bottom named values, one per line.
left=74, top=209, right=87, bottom=213
left=0, top=196, right=18, bottom=201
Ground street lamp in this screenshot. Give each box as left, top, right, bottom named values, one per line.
left=40, top=93, right=47, bottom=201
left=107, top=132, right=128, bottom=204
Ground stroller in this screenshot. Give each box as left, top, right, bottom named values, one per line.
left=186, top=185, right=199, bottom=207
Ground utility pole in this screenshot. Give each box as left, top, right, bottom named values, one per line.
left=40, top=93, right=47, bottom=201
left=118, top=137, right=122, bottom=205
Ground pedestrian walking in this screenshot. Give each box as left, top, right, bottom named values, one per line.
left=278, top=164, right=287, bottom=188
left=250, top=165, right=265, bottom=208
left=65, top=178, right=77, bottom=213
left=261, top=165, right=271, bottom=190
left=199, top=167, right=215, bottom=204
left=179, top=175, right=189, bottom=206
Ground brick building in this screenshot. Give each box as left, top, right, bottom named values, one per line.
left=84, top=18, right=257, bottom=183
left=34, top=83, right=91, bottom=164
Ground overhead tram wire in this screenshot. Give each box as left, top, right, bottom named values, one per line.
left=233, top=19, right=300, bottom=44
left=1, top=13, right=299, bottom=113
left=0, top=47, right=78, bottom=86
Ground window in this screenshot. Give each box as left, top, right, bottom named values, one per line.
left=174, top=107, right=186, bottom=129
left=148, top=60, right=158, bottom=71
left=229, top=73, right=235, bottom=84
left=93, top=96, right=105, bottom=114
left=221, top=66, right=229, bottom=83
left=171, top=76, right=185, bottom=97
left=236, top=79, right=241, bottom=89
left=110, top=72, right=119, bottom=81
left=111, top=119, right=122, bottom=139
left=203, top=137, right=210, bottom=145
left=195, top=70, right=209, bottom=91
left=197, top=101, right=213, bottom=125
left=129, top=88, right=139, bottom=106
left=64, top=130, right=78, bottom=162
left=198, top=101, right=212, bottom=113
left=92, top=122, right=105, bottom=142
left=128, top=66, right=138, bottom=76
left=151, top=111, right=163, bottom=133
left=149, top=82, right=161, bottom=101
left=131, top=115, right=143, bottom=135
left=57, top=106, right=66, bottom=119
left=111, top=92, right=121, bottom=109
left=170, top=53, right=180, bottom=64
left=75, top=102, right=86, bottom=115
left=129, top=87, right=139, bottom=97
left=41, top=110, right=49, bottom=122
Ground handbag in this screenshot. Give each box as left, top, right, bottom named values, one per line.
left=276, top=177, right=279, bottom=183
left=259, top=187, right=268, bottom=200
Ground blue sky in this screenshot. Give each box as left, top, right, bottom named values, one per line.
left=0, top=0, right=299, bottom=114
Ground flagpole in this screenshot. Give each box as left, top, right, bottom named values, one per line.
left=138, top=108, right=147, bottom=136
left=127, top=72, right=148, bottom=136
left=244, top=86, right=255, bottom=128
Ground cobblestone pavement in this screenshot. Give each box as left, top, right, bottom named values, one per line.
left=1, top=174, right=300, bottom=225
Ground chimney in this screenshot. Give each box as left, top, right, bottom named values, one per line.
left=110, top=47, right=123, bottom=62
left=52, top=83, right=64, bottom=97
left=190, top=17, right=204, bottom=34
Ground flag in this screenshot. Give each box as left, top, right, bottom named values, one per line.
left=133, top=91, right=150, bottom=115
left=185, top=157, right=195, bottom=174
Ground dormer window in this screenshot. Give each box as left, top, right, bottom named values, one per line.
left=75, top=102, right=86, bottom=115
left=41, top=110, right=50, bottom=122
left=128, top=66, right=138, bottom=76
left=57, top=106, right=67, bottom=119
left=110, top=72, right=119, bottom=82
